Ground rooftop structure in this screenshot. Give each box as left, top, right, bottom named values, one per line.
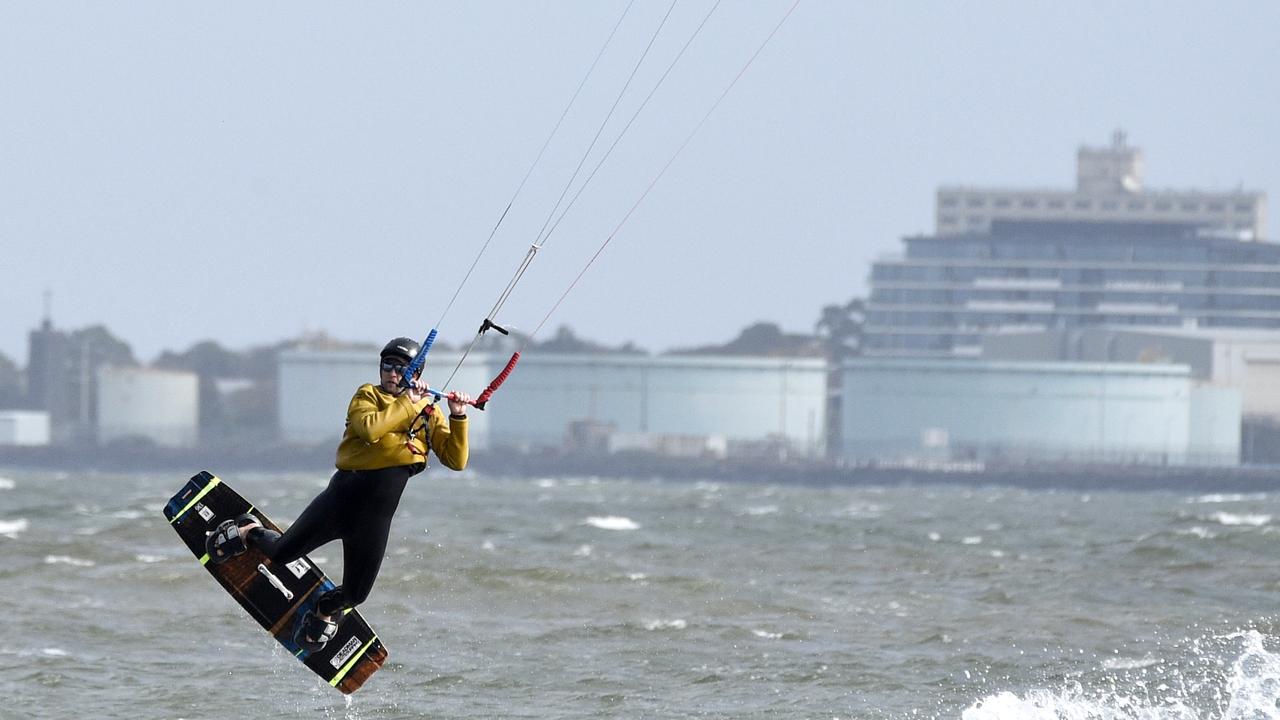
left=935, top=132, right=1266, bottom=240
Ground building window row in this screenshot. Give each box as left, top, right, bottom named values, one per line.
left=867, top=306, right=1280, bottom=329
left=875, top=263, right=1280, bottom=289
left=938, top=195, right=1256, bottom=216
left=872, top=287, right=1280, bottom=310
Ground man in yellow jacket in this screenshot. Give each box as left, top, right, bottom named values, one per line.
left=206, top=336, right=470, bottom=651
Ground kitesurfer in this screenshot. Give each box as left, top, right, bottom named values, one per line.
left=206, top=336, right=470, bottom=650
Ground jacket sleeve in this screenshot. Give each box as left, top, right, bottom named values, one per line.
left=428, top=412, right=469, bottom=470
left=345, top=385, right=428, bottom=443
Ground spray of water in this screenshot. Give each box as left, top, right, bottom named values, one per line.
left=961, top=630, right=1280, bottom=720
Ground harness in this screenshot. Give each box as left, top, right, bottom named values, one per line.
left=404, top=402, right=437, bottom=459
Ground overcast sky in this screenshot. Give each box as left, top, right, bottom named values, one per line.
left=3, top=1, right=1278, bottom=364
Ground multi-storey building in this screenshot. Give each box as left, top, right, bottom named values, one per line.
left=866, top=138, right=1279, bottom=358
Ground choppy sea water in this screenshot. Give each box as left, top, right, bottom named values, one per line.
left=2, top=468, right=1280, bottom=719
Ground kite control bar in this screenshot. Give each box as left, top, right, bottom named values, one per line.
left=396, top=323, right=519, bottom=411
left=423, top=351, right=520, bottom=411
left=398, top=329, right=439, bottom=390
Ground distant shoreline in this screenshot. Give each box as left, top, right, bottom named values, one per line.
left=1, top=444, right=1277, bottom=492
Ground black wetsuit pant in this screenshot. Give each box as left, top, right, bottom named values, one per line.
left=249, top=465, right=416, bottom=615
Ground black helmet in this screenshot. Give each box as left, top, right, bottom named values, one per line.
left=380, top=337, right=421, bottom=364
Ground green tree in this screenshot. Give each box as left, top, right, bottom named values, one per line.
left=70, top=325, right=138, bottom=368
left=669, top=322, right=821, bottom=357
left=534, top=326, right=646, bottom=355
left=155, top=340, right=246, bottom=377
left=814, top=298, right=865, bottom=460
left=814, top=298, right=864, bottom=360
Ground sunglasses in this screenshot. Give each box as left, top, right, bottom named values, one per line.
left=380, top=360, right=409, bottom=373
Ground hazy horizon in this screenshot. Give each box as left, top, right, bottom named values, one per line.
left=4, top=2, right=1278, bottom=363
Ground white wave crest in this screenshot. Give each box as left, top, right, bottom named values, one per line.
left=835, top=501, right=884, bottom=519
left=45, top=555, right=95, bottom=567
left=1101, top=655, right=1161, bottom=671
left=0, top=477, right=15, bottom=490
left=644, top=619, right=686, bottom=631
left=585, top=516, right=640, bottom=531
left=963, top=688, right=1198, bottom=719
left=1209, top=512, right=1271, bottom=527
left=964, top=630, right=1280, bottom=720
left=0, top=519, right=29, bottom=537
left=1192, top=493, right=1266, bottom=504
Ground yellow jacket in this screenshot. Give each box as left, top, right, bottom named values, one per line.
left=334, top=383, right=469, bottom=471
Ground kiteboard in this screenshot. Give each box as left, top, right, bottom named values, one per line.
left=163, top=470, right=387, bottom=694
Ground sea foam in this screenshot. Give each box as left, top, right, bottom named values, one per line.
left=963, top=630, right=1280, bottom=720
left=585, top=516, right=640, bottom=530
left=45, top=555, right=95, bottom=567
left=644, top=619, right=687, bottom=631
left=963, top=688, right=1198, bottom=720
left=0, top=519, right=29, bottom=537
left=1208, top=512, right=1271, bottom=527
left=1191, top=493, right=1266, bottom=504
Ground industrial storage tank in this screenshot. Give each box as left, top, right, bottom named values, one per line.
left=0, top=410, right=51, bottom=446
left=839, top=359, right=1239, bottom=466
left=277, top=350, right=828, bottom=458
left=486, top=353, right=828, bottom=458
left=97, top=366, right=199, bottom=448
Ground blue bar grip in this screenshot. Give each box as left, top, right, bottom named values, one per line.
left=398, top=329, right=438, bottom=389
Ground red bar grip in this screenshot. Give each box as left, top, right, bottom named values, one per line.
left=473, top=352, right=520, bottom=410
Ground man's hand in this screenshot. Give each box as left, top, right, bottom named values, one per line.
left=406, top=378, right=432, bottom=404
left=448, top=391, right=472, bottom=417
